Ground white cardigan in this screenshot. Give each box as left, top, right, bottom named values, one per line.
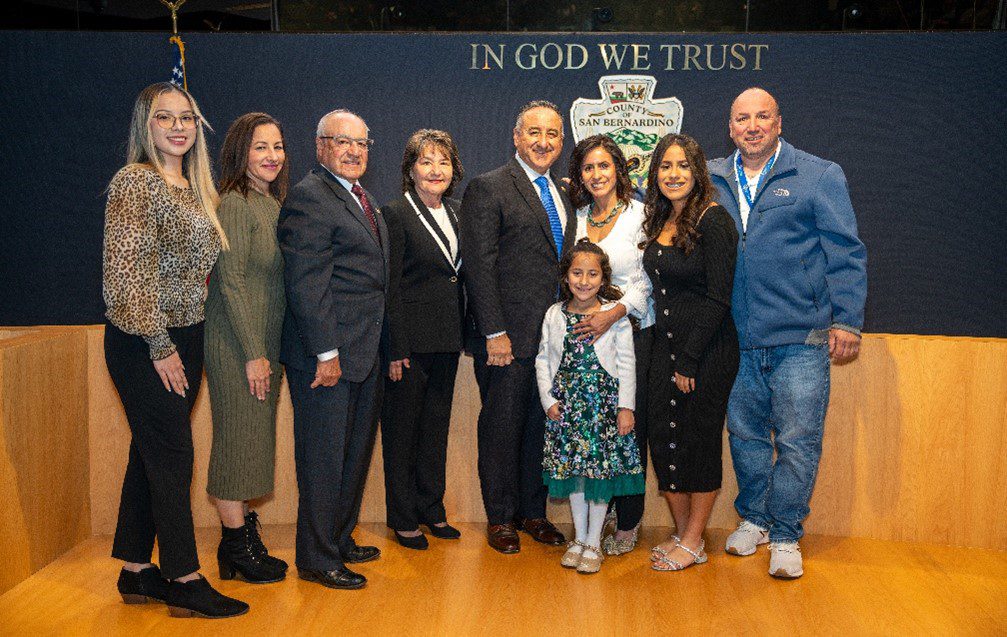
left=535, top=301, right=636, bottom=413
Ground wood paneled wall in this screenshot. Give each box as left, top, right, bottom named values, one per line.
left=82, top=328, right=1006, bottom=551
left=0, top=328, right=90, bottom=595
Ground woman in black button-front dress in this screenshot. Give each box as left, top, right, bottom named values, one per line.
left=641, top=134, right=739, bottom=571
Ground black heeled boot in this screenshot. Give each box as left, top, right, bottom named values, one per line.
left=165, top=575, right=249, bottom=619
left=218, top=519, right=286, bottom=584
left=245, top=511, right=288, bottom=572
left=117, top=565, right=170, bottom=604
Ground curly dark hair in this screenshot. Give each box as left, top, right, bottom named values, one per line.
left=558, top=238, right=623, bottom=303
left=641, top=134, right=714, bottom=256
left=218, top=112, right=289, bottom=203
left=567, top=134, right=635, bottom=210
left=400, top=129, right=464, bottom=197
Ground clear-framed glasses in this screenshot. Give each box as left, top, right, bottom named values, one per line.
left=319, top=135, right=374, bottom=151
left=152, top=111, right=199, bottom=130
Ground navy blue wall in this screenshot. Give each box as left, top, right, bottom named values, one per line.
left=1, top=31, right=1004, bottom=335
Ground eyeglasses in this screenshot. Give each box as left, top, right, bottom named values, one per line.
left=152, top=112, right=199, bottom=130
left=318, top=135, right=374, bottom=151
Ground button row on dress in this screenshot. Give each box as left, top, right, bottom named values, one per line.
left=670, top=399, right=676, bottom=406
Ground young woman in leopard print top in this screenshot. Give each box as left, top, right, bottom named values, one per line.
left=102, top=82, right=247, bottom=619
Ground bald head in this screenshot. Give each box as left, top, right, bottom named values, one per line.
left=729, top=87, right=782, bottom=166
left=730, top=88, right=779, bottom=120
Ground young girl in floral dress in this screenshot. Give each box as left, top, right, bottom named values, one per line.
left=535, top=239, right=644, bottom=574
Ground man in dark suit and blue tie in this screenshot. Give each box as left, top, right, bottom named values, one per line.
left=278, top=109, right=388, bottom=589
left=460, top=101, right=577, bottom=553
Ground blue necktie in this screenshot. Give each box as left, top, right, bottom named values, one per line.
left=534, top=175, right=564, bottom=258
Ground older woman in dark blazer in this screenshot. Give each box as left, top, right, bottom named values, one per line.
left=381, top=129, right=466, bottom=549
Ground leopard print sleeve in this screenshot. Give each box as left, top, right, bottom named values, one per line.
left=103, top=165, right=175, bottom=359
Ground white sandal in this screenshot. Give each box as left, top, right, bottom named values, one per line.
left=652, top=540, right=707, bottom=572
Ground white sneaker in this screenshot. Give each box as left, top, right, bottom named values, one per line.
left=768, top=542, right=803, bottom=579
left=725, top=520, right=769, bottom=556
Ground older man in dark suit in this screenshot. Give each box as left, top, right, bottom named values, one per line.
left=460, top=100, right=577, bottom=553
left=278, top=109, right=388, bottom=589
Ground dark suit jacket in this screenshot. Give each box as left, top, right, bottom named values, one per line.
left=459, top=158, right=576, bottom=360
left=383, top=190, right=465, bottom=361
left=278, top=166, right=389, bottom=382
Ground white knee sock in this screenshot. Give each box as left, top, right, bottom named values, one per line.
left=586, top=499, right=610, bottom=551
left=569, top=492, right=588, bottom=544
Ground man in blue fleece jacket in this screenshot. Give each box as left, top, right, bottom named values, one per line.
left=708, top=88, right=867, bottom=579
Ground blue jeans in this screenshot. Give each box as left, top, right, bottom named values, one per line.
left=727, top=344, right=830, bottom=543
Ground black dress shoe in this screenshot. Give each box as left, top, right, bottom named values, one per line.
left=117, top=565, right=170, bottom=604
left=424, top=522, right=461, bottom=540
left=394, top=530, right=429, bottom=550
left=165, top=575, right=249, bottom=619
left=298, top=566, right=366, bottom=590
left=343, top=545, right=381, bottom=563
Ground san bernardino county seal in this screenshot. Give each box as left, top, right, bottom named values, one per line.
left=571, top=75, right=683, bottom=193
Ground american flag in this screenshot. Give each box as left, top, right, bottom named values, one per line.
left=169, top=35, right=186, bottom=90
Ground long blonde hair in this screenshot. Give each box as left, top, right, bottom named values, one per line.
left=125, top=82, right=227, bottom=249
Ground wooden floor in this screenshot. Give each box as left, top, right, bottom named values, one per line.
left=1, top=524, right=1004, bottom=636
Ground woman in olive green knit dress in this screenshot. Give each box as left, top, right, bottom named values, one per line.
left=204, top=113, right=289, bottom=584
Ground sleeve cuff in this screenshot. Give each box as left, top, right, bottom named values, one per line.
left=831, top=323, right=862, bottom=337
left=146, top=333, right=176, bottom=361
left=317, top=348, right=339, bottom=361
left=486, top=331, right=507, bottom=340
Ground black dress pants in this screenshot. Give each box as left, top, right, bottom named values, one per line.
left=288, top=359, right=380, bottom=570
left=613, top=325, right=653, bottom=531
left=105, top=322, right=203, bottom=580
left=472, top=353, right=548, bottom=525
left=380, top=352, right=459, bottom=531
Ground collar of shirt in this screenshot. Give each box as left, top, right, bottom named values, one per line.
left=322, top=166, right=361, bottom=202
left=514, top=152, right=550, bottom=184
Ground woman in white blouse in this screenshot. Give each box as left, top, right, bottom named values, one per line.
left=567, top=134, right=656, bottom=556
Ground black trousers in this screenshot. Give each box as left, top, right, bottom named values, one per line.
left=380, top=352, right=459, bottom=531
left=105, top=322, right=203, bottom=580
left=288, top=360, right=380, bottom=570
left=613, top=325, right=653, bottom=531
left=472, top=353, right=548, bottom=525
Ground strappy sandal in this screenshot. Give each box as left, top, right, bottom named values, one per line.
left=561, top=541, right=587, bottom=568
left=649, top=535, right=680, bottom=561
left=652, top=540, right=707, bottom=572
left=576, top=545, right=604, bottom=574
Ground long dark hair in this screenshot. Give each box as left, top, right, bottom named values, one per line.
left=558, top=238, right=623, bottom=303
left=218, top=112, right=289, bottom=203
left=641, top=134, right=714, bottom=255
left=567, top=134, right=635, bottom=210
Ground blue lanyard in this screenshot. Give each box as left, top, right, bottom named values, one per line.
left=736, top=151, right=777, bottom=209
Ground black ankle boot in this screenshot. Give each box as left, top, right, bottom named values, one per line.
left=245, top=511, right=288, bottom=572
left=165, top=575, right=249, bottom=619
left=117, top=565, right=170, bottom=604
left=218, top=520, right=285, bottom=584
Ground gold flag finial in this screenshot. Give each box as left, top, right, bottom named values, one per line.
left=158, top=0, right=188, bottom=35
